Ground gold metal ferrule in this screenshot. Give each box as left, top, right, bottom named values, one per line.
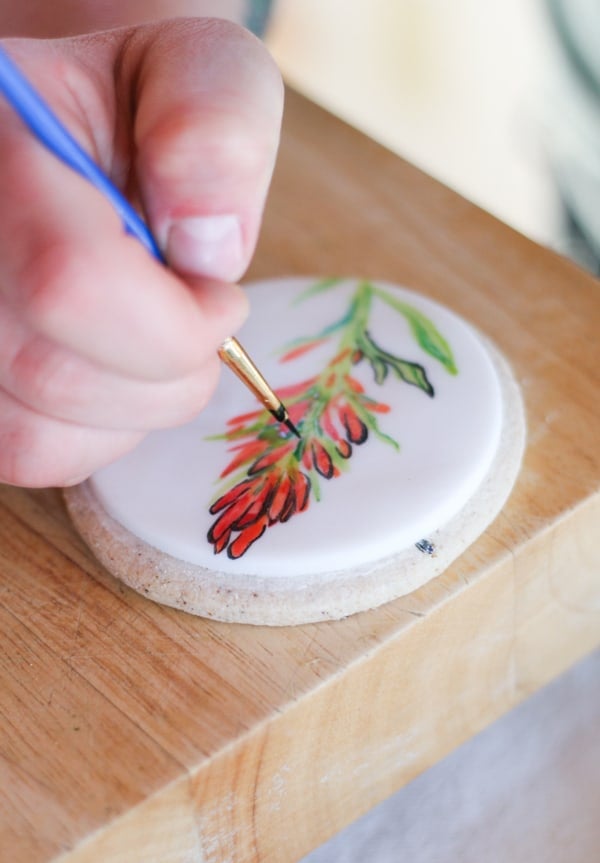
left=218, top=337, right=282, bottom=414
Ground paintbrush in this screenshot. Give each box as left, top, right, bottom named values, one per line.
left=0, top=46, right=301, bottom=439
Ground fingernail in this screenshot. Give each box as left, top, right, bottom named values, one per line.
left=165, top=214, right=244, bottom=281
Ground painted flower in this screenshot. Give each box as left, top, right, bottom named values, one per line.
left=208, top=462, right=311, bottom=559
left=207, top=399, right=313, bottom=558
left=207, top=279, right=458, bottom=559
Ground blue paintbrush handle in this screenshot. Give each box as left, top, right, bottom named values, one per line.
left=0, top=46, right=165, bottom=262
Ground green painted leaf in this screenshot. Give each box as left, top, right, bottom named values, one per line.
left=293, top=277, right=342, bottom=306
left=372, top=287, right=458, bottom=375
left=388, top=358, right=434, bottom=396
left=359, top=330, right=432, bottom=394
left=360, top=410, right=400, bottom=451
left=372, top=427, right=400, bottom=451
left=372, top=357, right=388, bottom=385
left=278, top=310, right=351, bottom=357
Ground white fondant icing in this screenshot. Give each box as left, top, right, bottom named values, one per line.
left=89, top=278, right=503, bottom=578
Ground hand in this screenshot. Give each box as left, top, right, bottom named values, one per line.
left=0, top=19, right=283, bottom=487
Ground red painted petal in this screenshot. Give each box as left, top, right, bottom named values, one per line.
left=288, top=400, right=310, bottom=427
left=228, top=517, right=268, bottom=559
left=294, top=472, right=311, bottom=511
left=234, top=503, right=266, bottom=530
left=233, top=475, right=278, bottom=529
left=209, top=478, right=255, bottom=514
left=279, top=471, right=311, bottom=522
left=249, top=441, right=296, bottom=475
left=213, top=530, right=231, bottom=554
left=221, top=440, right=269, bottom=478
left=320, top=405, right=341, bottom=442
left=336, top=439, right=352, bottom=459
left=312, top=441, right=334, bottom=479
left=228, top=440, right=258, bottom=452
left=340, top=405, right=368, bottom=445
left=269, top=475, right=293, bottom=522
left=207, top=485, right=258, bottom=542
left=279, top=495, right=296, bottom=523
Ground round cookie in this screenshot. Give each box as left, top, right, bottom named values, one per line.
left=65, top=277, right=525, bottom=625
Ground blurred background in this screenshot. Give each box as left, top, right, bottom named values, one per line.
left=258, top=3, right=600, bottom=861
left=267, top=0, right=557, bottom=245
left=259, top=0, right=600, bottom=274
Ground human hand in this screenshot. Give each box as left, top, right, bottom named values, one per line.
left=0, top=19, right=283, bottom=487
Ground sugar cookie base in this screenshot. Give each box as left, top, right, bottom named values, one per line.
left=65, top=348, right=525, bottom=626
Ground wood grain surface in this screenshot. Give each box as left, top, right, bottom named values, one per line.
left=1, top=89, right=599, bottom=863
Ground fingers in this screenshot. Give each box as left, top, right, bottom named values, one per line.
left=129, top=18, right=284, bottom=281
left=0, top=24, right=283, bottom=487
left=0, top=119, right=248, bottom=379
left=0, top=299, right=222, bottom=430
left=0, top=388, right=144, bottom=488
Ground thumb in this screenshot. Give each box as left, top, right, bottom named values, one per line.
left=129, top=18, right=283, bottom=281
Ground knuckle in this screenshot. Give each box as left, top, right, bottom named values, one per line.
left=9, top=338, right=72, bottom=415
left=148, top=362, right=219, bottom=429
left=0, top=414, right=49, bottom=487
left=141, top=111, right=270, bottom=187
left=18, top=243, right=86, bottom=336
left=172, top=364, right=220, bottom=426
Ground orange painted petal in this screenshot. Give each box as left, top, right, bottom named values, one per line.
left=330, top=348, right=352, bottom=366
left=228, top=516, right=268, bottom=559
left=347, top=376, right=365, bottom=394
left=221, top=440, right=269, bottom=478
left=280, top=338, right=329, bottom=363
left=276, top=377, right=319, bottom=400
left=364, top=400, right=391, bottom=413
left=227, top=408, right=264, bottom=427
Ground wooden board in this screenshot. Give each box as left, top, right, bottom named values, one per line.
left=1, top=89, right=599, bottom=863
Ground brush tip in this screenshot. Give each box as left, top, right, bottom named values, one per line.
left=269, top=402, right=302, bottom=438
left=285, top=417, right=302, bottom=439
